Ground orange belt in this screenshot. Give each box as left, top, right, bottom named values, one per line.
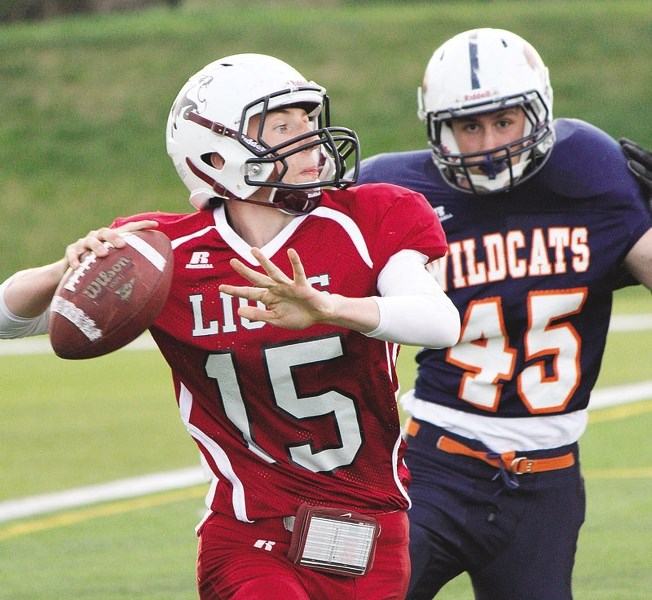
left=405, top=419, right=575, bottom=475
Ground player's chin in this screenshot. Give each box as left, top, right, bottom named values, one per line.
left=285, top=170, right=320, bottom=184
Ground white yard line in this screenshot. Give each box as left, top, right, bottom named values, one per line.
left=589, top=380, right=652, bottom=409
left=0, top=331, right=157, bottom=355
left=0, top=467, right=208, bottom=523
left=608, top=313, right=652, bottom=332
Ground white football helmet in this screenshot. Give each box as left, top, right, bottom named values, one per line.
left=418, top=28, right=555, bottom=194
left=166, top=53, right=359, bottom=213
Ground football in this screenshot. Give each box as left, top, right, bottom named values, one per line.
left=49, top=229, right=173, bottom=359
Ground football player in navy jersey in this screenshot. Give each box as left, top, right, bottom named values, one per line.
left=356, top=28, right=652, bottom=600
left=0, top=54, right=461, bottom=599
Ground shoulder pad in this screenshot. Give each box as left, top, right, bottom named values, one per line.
left=541, top=119, right=635, bottom=198
left=359, top=151, right=432, bottom=185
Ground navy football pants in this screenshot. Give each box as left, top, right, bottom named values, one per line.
left=405, top=421, right=586, bottom=600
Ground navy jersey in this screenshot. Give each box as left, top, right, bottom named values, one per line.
left=358, top=118, right=651, bottom=418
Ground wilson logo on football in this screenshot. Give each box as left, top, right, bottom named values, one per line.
left=81, top=257, right=135, bottom=300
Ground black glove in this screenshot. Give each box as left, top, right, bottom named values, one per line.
left=619, top=137, right=652, bottom=195
left=614, top=138, right=652, bottom=289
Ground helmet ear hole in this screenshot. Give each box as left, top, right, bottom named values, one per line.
left=204, top=152, right=225, bottom=170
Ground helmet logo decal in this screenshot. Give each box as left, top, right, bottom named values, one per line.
left=468, top=31, right=481, bottom=89
left=463, top=90, right=492, bottom=102
left=170, top=75, right=213, bottom=130
left=286, top=79, right=310, bottom=88
left=523, top=44, right=540, bottom=72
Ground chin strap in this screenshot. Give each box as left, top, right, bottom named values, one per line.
left=270, top=188, right=322, bottom=214
left=233, top=188, right=322, bottom=215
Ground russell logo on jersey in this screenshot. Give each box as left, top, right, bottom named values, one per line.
left=186, top=251, right=214, bottom=269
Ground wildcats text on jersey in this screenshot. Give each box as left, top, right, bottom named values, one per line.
left=433, top=226, right=590, bottom=291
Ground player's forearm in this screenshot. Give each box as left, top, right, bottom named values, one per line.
left=319, top=294, right=381, bottom=334
left=323, top=291, right=461, bottom=349
left=623, top=228, right=652, bottom=290
left=368, top=292, right=460, bottom=348
left=3, top=259, right=67, bottom=318
left=361, top=249, right=461, bottom=348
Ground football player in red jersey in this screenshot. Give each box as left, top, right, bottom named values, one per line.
left=0, top=54, right=461, bottom=599
left=356, top=29, right=652, bottom=600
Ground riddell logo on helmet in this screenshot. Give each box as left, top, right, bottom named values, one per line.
left=463, top=90, right=492, bottom=101
left=241, top=135, right=267, bottom=153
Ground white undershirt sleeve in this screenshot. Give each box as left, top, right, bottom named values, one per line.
left=365, top=250, right=460, bottom=348
left=0, top=273, right=51, bottom=339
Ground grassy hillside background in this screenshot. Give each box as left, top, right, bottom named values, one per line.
left=1, top=0, right=651, bottom=280
left=0, top=2, right=651, bottom=599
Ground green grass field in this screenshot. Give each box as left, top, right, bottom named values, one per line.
left=1, top=1, right=651, bottom=598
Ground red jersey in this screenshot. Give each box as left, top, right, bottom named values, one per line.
left=115, top=184, right=448, bottom=521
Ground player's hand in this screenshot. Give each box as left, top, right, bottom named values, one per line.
left=620, top=138, right=652, bottom=193
left=64, top=220, right=159, bottom=270
left=219, top=247, right=335, bottom=330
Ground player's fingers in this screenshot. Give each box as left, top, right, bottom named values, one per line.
left=65, top=228, right=112, bottom=267
left=626, top=145, right=652, bottom=169
left=64, top=222, right=160, bottom=269
left=65, top=233, right=104, bottom=266
left=65, top=245, right=84, bottom=270
left=65, top=244, right=94, bottom=270
left=619, top=137, right=638, bottom=148
left=627, top=161, right=652, bottom=189
left=114, top=220, right=160, bottom=239
left=286, top=248, right=307, bottom=284
left=620, top=138, right=652, bottom=168
left=87, top=222, right=158, bottom=251
left=236, top=305, right=268, bottom=323
left=219, top=283, right=265, bottom=302
left=121, top=219, right=159, bottom=230
left=250, top=248, right=291, bottom=284
left=92, top=227, right=125, bottom=249
left=227, top=258, right=274, bottom=287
